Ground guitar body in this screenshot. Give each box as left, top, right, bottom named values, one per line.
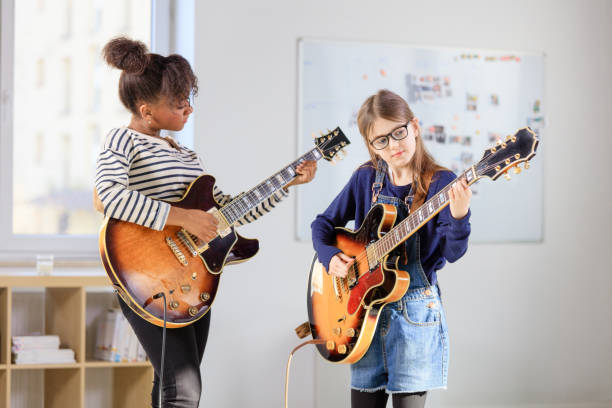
left=99, top=175, right=259, bottom=328
left=307, top=203, right=411, bottom=363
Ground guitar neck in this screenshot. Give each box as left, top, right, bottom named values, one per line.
left=220, top=147, right=323, bottom=225
left=366, top=167, right=478, bottom=266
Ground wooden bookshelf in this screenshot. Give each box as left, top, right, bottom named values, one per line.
left=0, top=275, right=153, bottom=408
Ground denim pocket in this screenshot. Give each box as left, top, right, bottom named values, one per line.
left=402, top=297, right=441, bottom=326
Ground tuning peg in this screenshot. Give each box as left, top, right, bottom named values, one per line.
left=524, top=162, right=530, bottom=170
left=504, top=172, right=511, bottom=181
left=513, top=166, right=522, bottom=174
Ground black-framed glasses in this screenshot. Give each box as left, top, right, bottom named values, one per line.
left=369, top=123, right=409, bottom=150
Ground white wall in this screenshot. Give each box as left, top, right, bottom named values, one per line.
left=193, top=1, right=612, bottom=407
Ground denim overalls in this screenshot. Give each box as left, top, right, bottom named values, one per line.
left=351, top=162, right=450, bottom=393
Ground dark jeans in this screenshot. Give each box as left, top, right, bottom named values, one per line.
left=351, top=389, right=427, bottom=408
left=118, top=297, right=211, bottom=408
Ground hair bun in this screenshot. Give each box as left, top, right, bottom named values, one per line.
left=102, top=37, right=148, bottom=74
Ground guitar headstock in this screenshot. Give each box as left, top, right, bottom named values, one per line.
left=475, top=127, right=539, bottom=181
left=314, top=127, right=350, bottom=162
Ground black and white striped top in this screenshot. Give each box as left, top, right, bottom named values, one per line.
left=95, top=127, right=287, bottom=230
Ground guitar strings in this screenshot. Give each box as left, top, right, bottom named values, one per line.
left=221, top=136, right=342, bottom=223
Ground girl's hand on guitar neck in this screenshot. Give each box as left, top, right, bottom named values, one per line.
left=449, top=178, right=472, bottom=220
left=328, top=252, right=354, bottom=278
left=166, top=206, right=219, bottom=243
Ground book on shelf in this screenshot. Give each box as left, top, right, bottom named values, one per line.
left=12, top=335, right=60, bottom=352
left=94, top=308, right=147, bottom=362
left=11, top=335, right=75, bottom=364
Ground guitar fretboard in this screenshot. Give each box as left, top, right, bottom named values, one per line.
left=220, top=148, right=323, bottom=225
left=366, top=167, right=477, bottom=266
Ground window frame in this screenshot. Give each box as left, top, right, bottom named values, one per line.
left=0, top=0, right=194, bottom=263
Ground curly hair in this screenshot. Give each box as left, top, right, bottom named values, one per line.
left=102, top=36, right=198, bottom=115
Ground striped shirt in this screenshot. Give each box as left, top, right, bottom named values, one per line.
left=95, top=127, right=288, bottom=230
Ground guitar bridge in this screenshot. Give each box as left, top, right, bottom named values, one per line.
left=166, top=236, right=188, bottom=266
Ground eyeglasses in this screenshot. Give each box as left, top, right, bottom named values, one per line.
left=369, top=123, right=409, bottom=150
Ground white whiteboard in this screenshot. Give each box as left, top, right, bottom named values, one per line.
left=296, top=39, right=544, bottom=243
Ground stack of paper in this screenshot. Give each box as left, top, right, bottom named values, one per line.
left=12, top=335, right=76, bottom=364
left=94, top=308, right=147, bottom=362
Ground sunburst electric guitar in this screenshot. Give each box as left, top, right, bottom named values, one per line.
left=306, top=127, right=538, bottom=363
left=100, top=128, right=350, bottom=328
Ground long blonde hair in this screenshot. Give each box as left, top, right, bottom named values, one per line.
left=357, top=89, right=445, bottom=202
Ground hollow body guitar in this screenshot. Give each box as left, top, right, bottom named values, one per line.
left=307, top=127, right=538, bottom=363
left=100, top=128, right=349, bottom=328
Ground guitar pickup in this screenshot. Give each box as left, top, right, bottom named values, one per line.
left=177, top=229, right=199, bottom=256
left=178, top=229, right=208, bottom=254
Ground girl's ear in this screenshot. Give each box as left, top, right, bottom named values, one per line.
left=411, top=117, right=421, bottom=138
left=138, top=102, right=152, bottom=120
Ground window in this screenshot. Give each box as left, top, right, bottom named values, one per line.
left=0, top=0, right=194, bottom=262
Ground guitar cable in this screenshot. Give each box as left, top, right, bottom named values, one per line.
left=284, top=339, right=326, bottom=408
left=152, top=292, right=168, bottom=408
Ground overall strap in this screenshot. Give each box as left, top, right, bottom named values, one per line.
left=371, top=161, right=387, bottom=204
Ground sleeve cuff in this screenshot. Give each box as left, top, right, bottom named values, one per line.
left=449, top=208, right=471, bottom=230
left=273, top=188, right=289, bottom=202
left=319, top=247, right=342, bottom=272
left=153, top=201, right=172, bottom=231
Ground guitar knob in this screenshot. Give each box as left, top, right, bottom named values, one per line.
left=333, top=327, right=342, bottom=336
left=326, top=340, right=336, bottom=351
left=504, top=173, right=511, bottom=181
left=345, top=328, right=357, bottom=337
left=169, top=300, right=179, bottom=310
left=180, top=284, right=191, bottom=293
left=188, top=306, right=198, bottom=316
left=200, top=292, right=210, bottom=302
left=337, top=344, right=347, bottom=354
